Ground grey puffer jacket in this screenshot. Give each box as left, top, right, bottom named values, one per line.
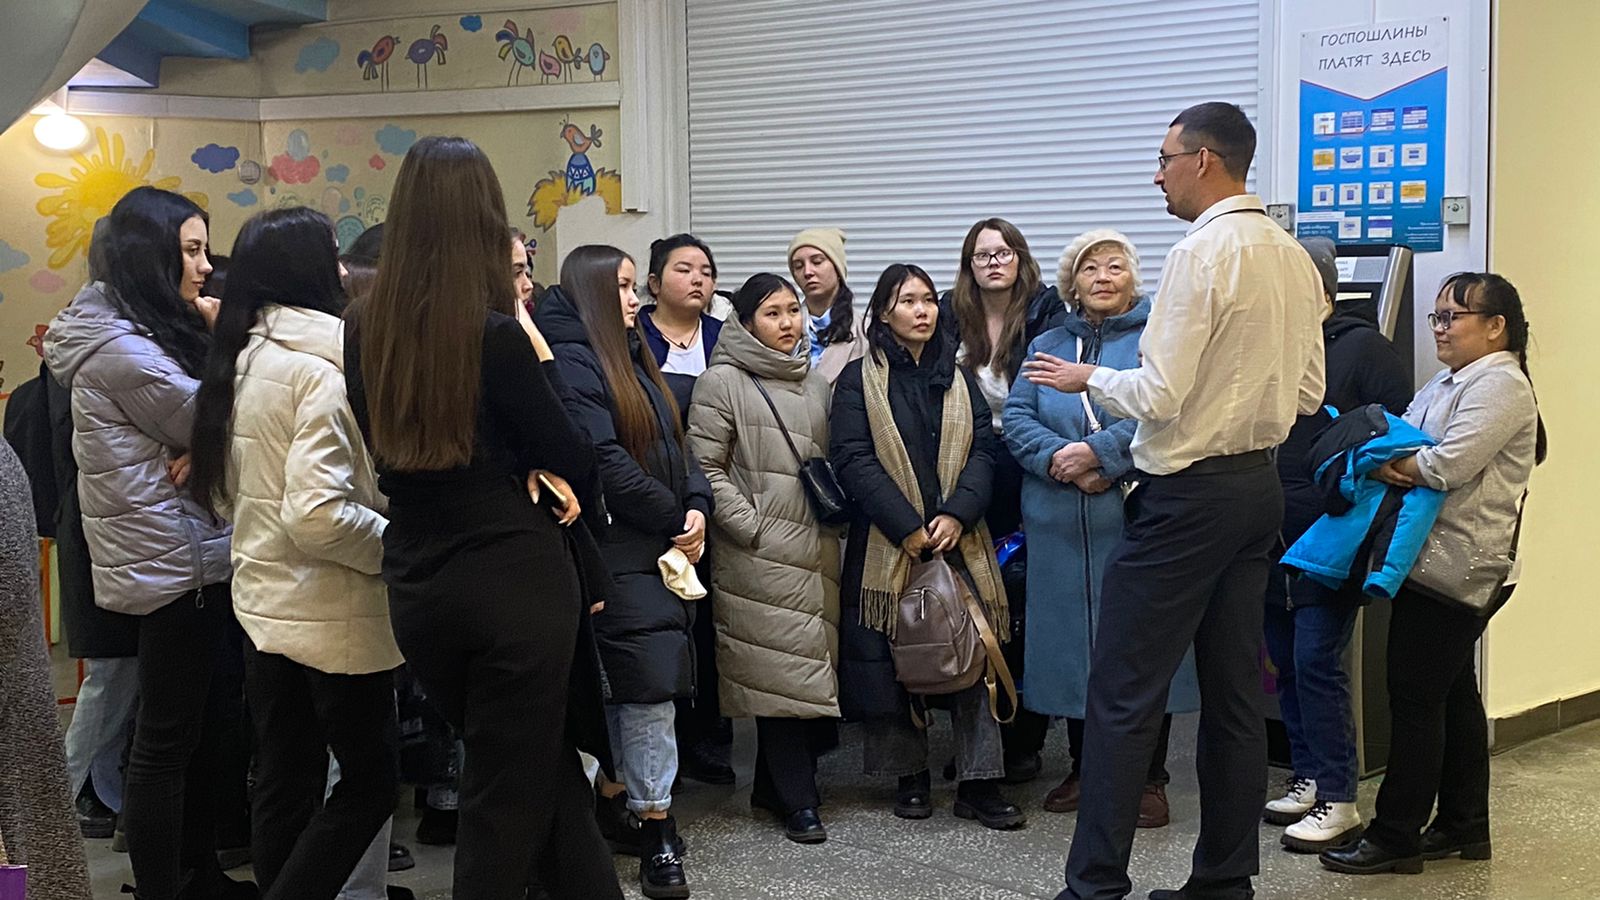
left=43, top=282, right=232, bottom=614
left=687, top=318, right=840, bottom=719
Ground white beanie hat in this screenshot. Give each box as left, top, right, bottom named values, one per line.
left=1056, top=229, right=1143, bottom=303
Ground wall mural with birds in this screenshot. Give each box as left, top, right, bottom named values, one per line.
left=147, top=6, right=619, bottom=98
left=0, top=3, right=625, bottom=403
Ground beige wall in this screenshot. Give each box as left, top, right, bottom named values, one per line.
left=1482, top=1, right=1600, bottom=718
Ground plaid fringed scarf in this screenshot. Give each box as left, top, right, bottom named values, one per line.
left=858, top=350, right=1007, bottom=639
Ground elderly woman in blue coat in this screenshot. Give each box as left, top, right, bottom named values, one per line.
left=1002, top=228, right=1201, bottom=829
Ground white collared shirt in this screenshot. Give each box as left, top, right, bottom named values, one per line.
left=1086, top=194, right=1326, bottom=475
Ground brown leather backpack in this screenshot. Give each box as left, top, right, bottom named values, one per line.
left=889, top=555, right=1017, bottom=723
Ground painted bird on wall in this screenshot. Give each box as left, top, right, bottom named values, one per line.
left=496, top=20, right=537, bottom=85
left=537, top=49, right=564, bottom=83
left=586, top=43, right=610, bottom=80
left=407, top=24, right=448, bottom=89
left=551, top=34, right=580, bottom=81
left=561, top=122, right=603, bottom=195
left=357, top=35, right=400, bottom=90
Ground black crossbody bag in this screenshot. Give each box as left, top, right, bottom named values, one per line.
left=746, top=374, right=853, bottom=526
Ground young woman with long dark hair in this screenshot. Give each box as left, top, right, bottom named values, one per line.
left=343, top=136, right=620, bottom=900
left=945, top=216, right=1065, bottom=784
left=1323, top=273, right=1546, bottom=876
left=829, top=263, right=1025, bottom=832
left=44, top=186, right=248, bottom=899
left=188, top=207, right=401, bottom=900
left=535, top=244, right=714, bottom=899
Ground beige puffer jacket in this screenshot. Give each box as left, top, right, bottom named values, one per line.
left=217, top=305, right=401, bottom=675
left=687, top=318, right=840, bottom=719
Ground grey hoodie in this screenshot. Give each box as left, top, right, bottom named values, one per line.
left=43, top=282, right=232, bottom=614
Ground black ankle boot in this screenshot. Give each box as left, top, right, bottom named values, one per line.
left=954, top=779, right=1026, bottom=830
left=601, top=792, right=687, bottom=857
left=174, top=867, right=260, bottom=900
left=894, top=770, right=932, bottom=820
left=638, top=815, right=690, bottom=899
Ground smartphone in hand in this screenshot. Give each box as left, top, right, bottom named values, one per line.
left=537, top=472, right=570, bottom=511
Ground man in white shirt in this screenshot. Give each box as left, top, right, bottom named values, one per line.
left=1024, top=102, right=1325, bottom=900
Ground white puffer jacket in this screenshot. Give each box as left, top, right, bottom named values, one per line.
left=218, top=304, right=400, bottom=674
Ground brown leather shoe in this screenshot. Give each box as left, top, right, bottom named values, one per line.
left=1137, top=784, right=1170, bottom=828
left=1043, top=772, right=1082, bottom=813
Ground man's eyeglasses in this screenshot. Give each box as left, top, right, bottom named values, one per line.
left=1156, top=147, right=1225, bottom=171
left=1427, top=310, right=1488, bottom=331
left=971, top=249, right=1015, bottom=267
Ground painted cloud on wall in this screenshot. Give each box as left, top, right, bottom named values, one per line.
left=296, top=36, right=341, bottom=73
left=269, top=153, right=320, bottom=184
left=191, top=143, right=240, bottom=173
left=0, top=240, right=29, bottom=274
left=375, top=125, right=418, bottom=156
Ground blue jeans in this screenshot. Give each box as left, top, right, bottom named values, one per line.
left=64, top=656, right=139, bottom=811
left=1264, top=593, right=1360, bottom=803
left=606, top=702, right=678, bottom=815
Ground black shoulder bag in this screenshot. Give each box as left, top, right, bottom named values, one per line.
left=746, top=374, right=853, bottom=526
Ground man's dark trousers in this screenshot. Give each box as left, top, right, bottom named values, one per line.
left=1059, top=453, right=1282, bottom=900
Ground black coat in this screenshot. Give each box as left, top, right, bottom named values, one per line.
left=536, top=288, right=714, bottom=704
left=938, top=285, right=1066, bottom=537
left=45, top=365, right=139, bottom=657
left=1271, top=307, right=1413, bottom=608
left=828, top=326, right=997, bottom=719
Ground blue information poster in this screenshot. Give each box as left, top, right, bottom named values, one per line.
left=1297, top=18, right=1448, bottom=252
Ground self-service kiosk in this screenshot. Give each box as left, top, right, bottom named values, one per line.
left=1265, top=243, right=1416, bottom=778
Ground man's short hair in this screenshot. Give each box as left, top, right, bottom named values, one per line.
left=1170, top=102, right=1255, bottom=181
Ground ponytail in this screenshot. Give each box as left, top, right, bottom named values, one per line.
left=1440, top=272, right=1548, bottom=465
left=819, top=283, right=856, bottom=347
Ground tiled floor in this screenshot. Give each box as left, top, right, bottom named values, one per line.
left=81, top=713, right=1600, bottom=899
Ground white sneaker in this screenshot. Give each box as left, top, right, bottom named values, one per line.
left=1263, top=776, right=1317, bottom=825
left=1281, top=800, right=1363, bottom=853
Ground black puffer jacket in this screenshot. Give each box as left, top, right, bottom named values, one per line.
left=1271, top=306, right=1413, bottom=607
left=536, top=287, right=714, bottom=703
left=829, top=325, right=997, bottom=719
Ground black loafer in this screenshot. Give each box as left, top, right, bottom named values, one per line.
left=1420, top=827, right=1492, bottom=860
left=1002, top=752, right=1043, bottom=785
left=387, top=842, right=415, bottom=873
left=1148, top=882, right=1254, bottom=900
left=894, top=771, right=932, bottom=820
left=784, top=808, right=828, bottom=844
left=1320, top=837, right=1424, bottom=875
left=953, top=794, right=1027, bottom=830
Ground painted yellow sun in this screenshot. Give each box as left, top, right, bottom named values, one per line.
left=526, top=169, right=622, bottom=232
left=34, top=127, right=208, bottom=269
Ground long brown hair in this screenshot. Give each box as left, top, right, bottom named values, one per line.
left=560, top=245, right=682, bottom=463
left=950, top=217, right=1041, bottom=374
left=355, top=136, right=514, bottom=470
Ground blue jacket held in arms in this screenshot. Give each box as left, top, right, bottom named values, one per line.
left=1281, top=404, right=1445, bottom=599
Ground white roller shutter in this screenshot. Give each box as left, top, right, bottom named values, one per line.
left=687, top=0, right=1261, bottom=294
